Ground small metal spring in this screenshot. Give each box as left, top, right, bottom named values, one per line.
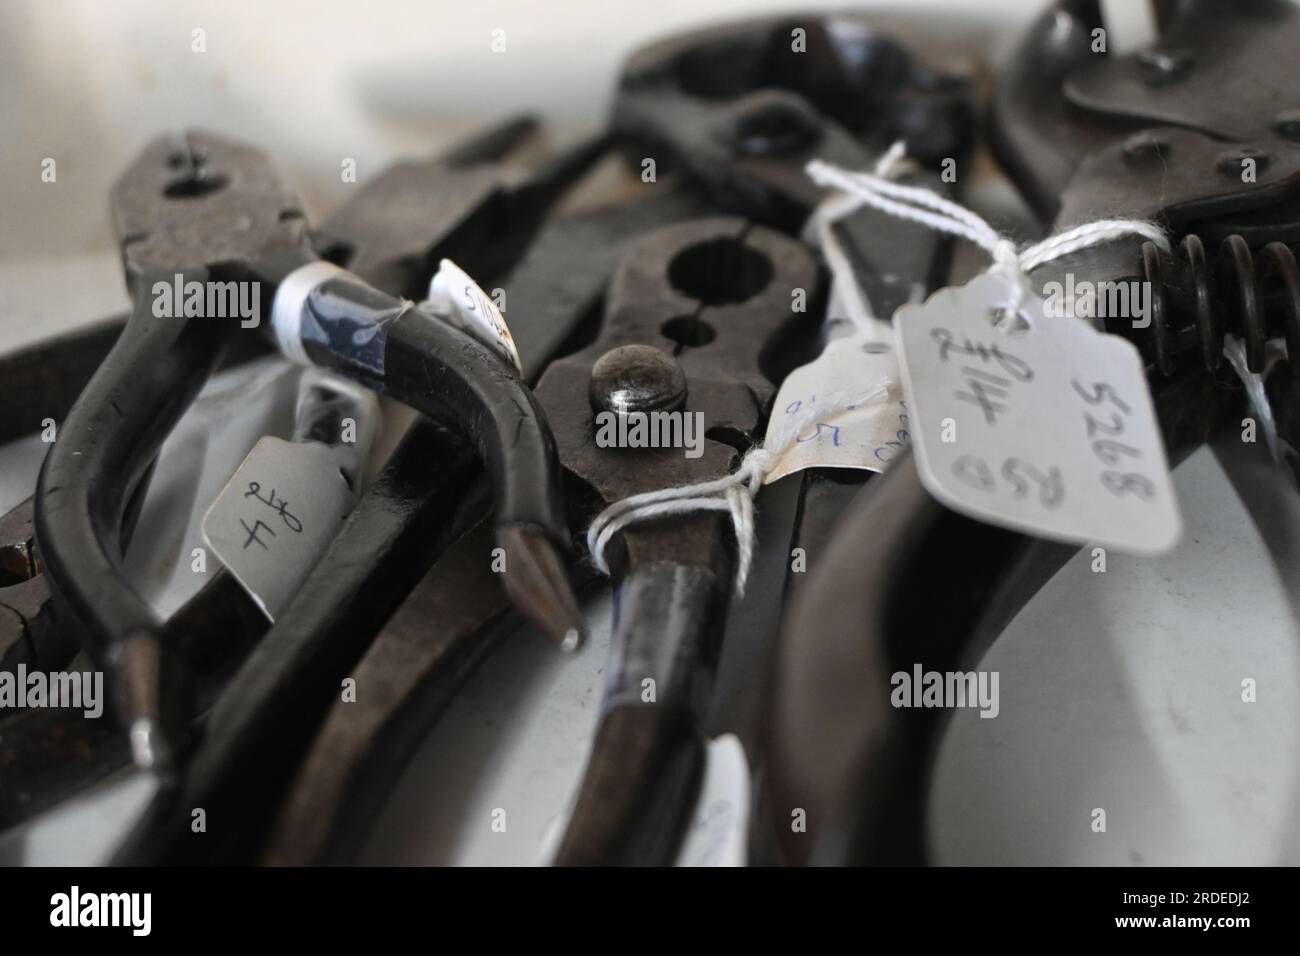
left=1143, top=234, right=1300, bottom=377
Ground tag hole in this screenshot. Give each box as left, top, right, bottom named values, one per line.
left=862, top=342, right=891, bottom=354
left=987, top=307, right=1032, bottom=336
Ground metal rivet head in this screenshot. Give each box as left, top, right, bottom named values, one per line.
left=589, top=344, right=687, bottom=417
left=1136, top=47, right=1194, bottom=85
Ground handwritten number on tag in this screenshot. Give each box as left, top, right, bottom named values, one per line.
left=797, top=422, right=841, bottom=446
left=1101, top=471, right=1156, bottom=499
left=931, top=329, right=1033, bottom=428
left=1071, top=380, right=1131, bottom=414
left=244, top=481, right=304, bottom=533
left=953, top=454, right=1064, bottom=508
left=931, top=328, right=1034, bottom=381
left=1071, top=379, right=1159, bottom=502
left=240, top=518, right=275, bottom=551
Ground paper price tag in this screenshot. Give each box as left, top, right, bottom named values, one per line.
left=202, top=437, right=354, bottom=621
left=674, top=734, right=750, bottom=868
left=425, top=258, right=522, bottom=373
left=895, top=273, right=1181, bottom=555
left=763, top=321, right=911, bottom=484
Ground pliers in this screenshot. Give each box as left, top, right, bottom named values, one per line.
left=259, top=12, right=979, bottom=867
left=105, top=121, right=607, bottom=865
left=32, top=126, right=589, bottom=776
left=762, top=0, right=1300, bottom=864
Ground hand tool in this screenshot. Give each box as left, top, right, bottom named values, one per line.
left=262, top=183, right=716, bottom=865
left=542, top=216, right=820, bottom=865
left=107, top=123, right=608, bottom=865
left=5, top=118, right=600, bottom=851
left=32, top=126, right=589, bottom=775
left=307, top=13, right=975, bottom=867
left=1, top=366, right=374, bottom=829
left=762, top=0, right=1300, bottom=865
left=553, top=13, right=975, bottom=866
left=613, top=13, right=972, bottom=227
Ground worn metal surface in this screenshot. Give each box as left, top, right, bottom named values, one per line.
left=763, top=0, right=1300, bottom=865
left=536, top=217, right=819, bottom=864
left=765, top=368, right=1234, bottom=865
left=5, top=121, right=598, bottom=849
left=260, top=184, right=715, bottom=866
left=105, top=124, right=606, bottom=863
left=614, top=13, right=975, bottom=231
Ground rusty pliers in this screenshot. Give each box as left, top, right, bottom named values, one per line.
left=763, top=0, right=1300, bottom=865
left=35, top=129, right=587, bottom=773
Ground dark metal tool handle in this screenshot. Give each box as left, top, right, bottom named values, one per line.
left=34, top=268, right=231, bottom=769
left=272, top=263, right=583, bottom=646
left=553, top=561, right=726, bottom=865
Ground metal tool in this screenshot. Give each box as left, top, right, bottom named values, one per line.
left=263, top=14, right=977, bottom=868
left=612, top=13, right=973, bottom=233
left=563, top=13, right=975, bottom=865
left=32, top=126, right=589, bottom=776
left=762, top=0, right=1300, bottom=865
left=539, top=216, right=819, bottom=865
left=107, top=123, right=607, bottom=865
left=262, top=183, right=714, bottom=865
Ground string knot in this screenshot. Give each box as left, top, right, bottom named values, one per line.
left=585, top=444, right=779, bottom=596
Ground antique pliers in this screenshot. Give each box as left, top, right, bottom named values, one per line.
left=262, top=13, right=978, bottom=867
left=106, top=123, right=606, bottom=864
left=540, top=13, right=973, bottom=866
left=32, top=125, right=589, bottom=777
left=762, top=0, right=1300, bottom=864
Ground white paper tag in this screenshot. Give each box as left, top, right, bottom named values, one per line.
left=202, top=436, right=354, bottom=621
left=763, top=320, right=911, bottom=484
left=425, top=258, right=522, bottom=373
left=674, top=734, right=750, bottom=867
left=895, top=273, right=1181, bottom=554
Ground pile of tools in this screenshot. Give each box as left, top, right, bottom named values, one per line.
left=2, top=0, right=1299, bottom=866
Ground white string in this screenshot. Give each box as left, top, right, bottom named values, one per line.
left=1223, top=335, right=1282, bottom=461
left=585, top=146, right=921, bottom=595
left=587, top=145, right=1174, bottom=595
left=586, top=448, right=775, bottom=594
left=270, top=261, right=346, bottom=366
left=805, top=155, right=1172, bottom=323
left=800, top=142, right=910, bottom=333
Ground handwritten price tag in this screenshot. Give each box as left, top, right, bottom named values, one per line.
left=763, top=320, right=911, bottom=484
left=202, top=436, right=353, bottom=621
left=895, top=273, right=1181, bottom=554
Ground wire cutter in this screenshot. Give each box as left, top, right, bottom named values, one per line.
left=32, top=127, right=589, bottom=776
left=762, top=0, right=1300, bottom=864
left=261, top=12, right=979, bottom=867
left=103, top=123, right=607, bottom=865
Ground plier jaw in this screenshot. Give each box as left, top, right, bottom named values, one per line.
left=111, top=130, right=313, bottom=291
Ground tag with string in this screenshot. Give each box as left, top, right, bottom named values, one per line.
left=586, top=149, right=1187, bottom=598
left=896, top=272, right=1181, bottom=553
left=804, top=157, right=1182, bottom=554
left=762, top=142, right=913, bottom=483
